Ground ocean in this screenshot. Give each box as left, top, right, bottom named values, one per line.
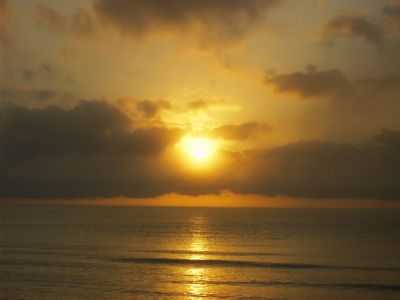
left=1, top=205, right=399, bottom=300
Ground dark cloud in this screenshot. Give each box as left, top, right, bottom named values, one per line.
left=1, top=100, right=400, bottom=200
left=187, top=100, right=209, bottom=111
left=266, top=66, right=400, bottom=139
left=266, top=66, right=352, bottom=99
left=266, top=66, right=400, bottom=102
left=22, top=69, right=35, bottom=81
left=0, top=0, right=7, bottom=27
left=186, top=99, right=239, bottom=112
left=383, top=4, right=400, bottom=17
left=212, top=122, right=271, bottom=140
left=35, top=4, right=96, bottom=37
left=0, top=88, right=74, bottom=107
left=323, top=15, right=384, bottom=47
left=383, top=4, right=400, bottom=28
left=0, top=101, right=181, bottom=198
left=383, top=2, right=400, bottom=32
left=70, top=9, right=97, bottom=36
left=40, top=63, right=53, bottom=76
left=136, top=99, right=171, bottom=118
left=234, top=130, right=400, bottom=199
left=0, top=101, right=179, bottom=159
left=35, top=4, right=68, bottom=33
left=357, top=75, right=400, bottom=95
left=0, top=0, right=6, bottom=12
left=94, top=0, right=281, bottom=45
left=0, top=0, right=11, bottom=47
left=20, top=64, right=55, bottom=82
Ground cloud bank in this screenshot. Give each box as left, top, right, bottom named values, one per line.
left=94, top=0, right=281, bottom=45
left=211, top=122, right=271, bottom=140
left=236, top=132, right=400, bottom=199
left=0, top=0, right=10, bottom=46
left=1, top=100, right=400, bottom=200
left=384, top=3, right=400, bottom=29
left=323, top=15, right=384, bottom=47
left=266, top=66, right=352, bottom=99
left=0, top=101, right=181, bottom=198
left=35, top=4, right=96, bottom=37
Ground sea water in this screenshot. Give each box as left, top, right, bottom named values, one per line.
left=1, top=205, right=399, bottom=300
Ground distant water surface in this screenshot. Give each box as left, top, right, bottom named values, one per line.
left=1, top=205, right=400, bottom=300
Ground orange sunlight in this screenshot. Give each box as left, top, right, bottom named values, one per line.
left=178, top=135, right=219, bottom=168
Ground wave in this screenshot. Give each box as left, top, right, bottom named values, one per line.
left=120, top=288, right=280, bottom=300
left=165, top=279, right=400, bottom=292
left=0, top=259, right=89, bottom=268
left=0, top=246, right=287, bottom=257
left=128, top=249, right=289, bottom=257
left=112, top=257, right=400, bottom=272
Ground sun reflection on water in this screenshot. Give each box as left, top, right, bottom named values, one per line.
left=185, top=215, right=210, bottom=298
left=185, top=267, right=207, bottom=299
left=189, top=237, right=207, bottom=260
left=188, top=215, right=208, bottom=259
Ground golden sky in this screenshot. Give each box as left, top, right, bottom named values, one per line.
left=1, top=0, right=400, bottom=206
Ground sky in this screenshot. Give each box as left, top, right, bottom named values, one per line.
left=1, top=0, right=400, bottom=207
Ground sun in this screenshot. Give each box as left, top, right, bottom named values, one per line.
left=179, top=136, right=217, bottom=165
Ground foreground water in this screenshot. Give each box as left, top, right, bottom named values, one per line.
left=0, top=205, right=399, bottom=300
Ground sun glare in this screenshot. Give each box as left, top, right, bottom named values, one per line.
left=180, top=136, right=217, bottom=165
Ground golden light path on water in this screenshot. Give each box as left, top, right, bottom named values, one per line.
left=185, top=215, right=209, bottom=299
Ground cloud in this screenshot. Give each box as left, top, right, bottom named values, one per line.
left=0, top=101, right=180, bottom=159
left=0, top=101, right=182, bottom=198
left=187, top=100, right=210, bottom=111
left=211, top=122, right=271, bottom=140
left=322, top=15, right=384, bottom=47
left=186, top=99, right=241, bottom=112
left=35, top=4, right=96, bottom=37
left=1, top=99, right=400, bottom=200
left=266, top=65, right=400, bottom=102
left=383, top=4, right=400, bottom=18
left=93, top=0, right=281, bottom=46
left=136, top=99, right=171, bottom=118
left=266, top=66, right=352, bottom=99
left=35, top=4, right=67, bottom=33
left=114, top=98, right=173, bottom=129
left=20, top=64, right=55, bottom=82
left=0, top=88, right=75, bottom=108
left=383, top=4, right=400, bottom=29
left=265, top=65, right=400, bottom=139
left=0, top=0, right=11, bottom=47
left=234, top=130, right=400, bottom=199
left=0, top=0, right=7, bottom=27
